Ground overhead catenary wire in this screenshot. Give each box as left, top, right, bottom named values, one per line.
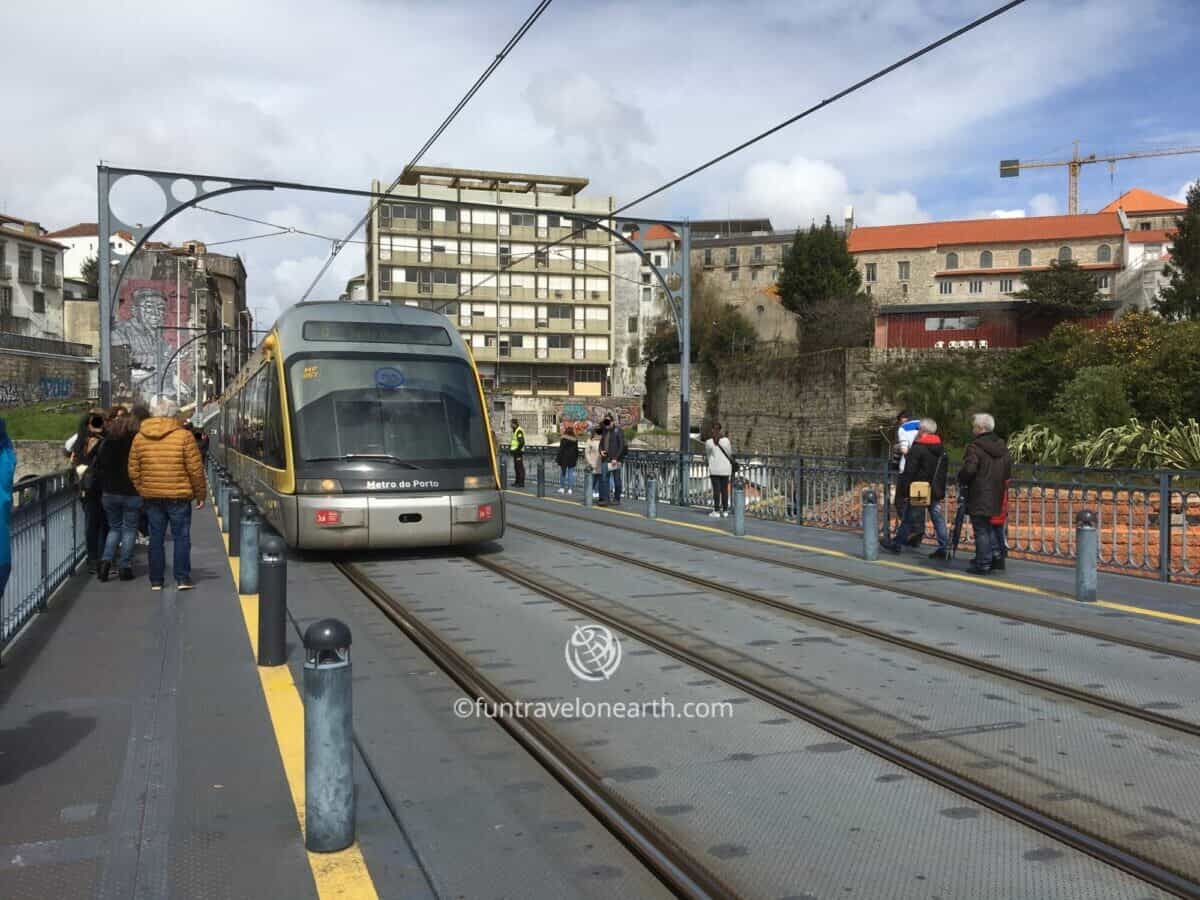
left=295, top=0, right=556, bottom=304
left=432, top=0, right=1028, bottom=309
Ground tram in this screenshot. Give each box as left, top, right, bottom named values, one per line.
left=214, top=301, right=504, bottom=549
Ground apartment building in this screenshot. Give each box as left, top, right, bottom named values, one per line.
left=0, top=213, right=66, bottom=341
left=364, top=166, right=615, bottom=397
left=611, top=224, right=680, bottom=397
left=45, top=222, right=136, bottom=280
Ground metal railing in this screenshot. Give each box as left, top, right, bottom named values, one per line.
left=0, top=331, right=94, bottom=357
left=506, top=447, right=1200, bottom=584
left=3, top=471, right=86, bottom=651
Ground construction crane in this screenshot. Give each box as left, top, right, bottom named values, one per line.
left=999, top=141, right=1200, bottom=214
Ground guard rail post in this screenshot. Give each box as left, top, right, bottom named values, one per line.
left=646, top=474, right=657, bottom=519
left=304, top=619, right=355, bottom=853
left=1158, top=471, right=1172, bottom=583
left=732, top=478, right=746, bottom=536
left=862, top=489, right=879, bottom=561
left=1075, top=510, right=1099, bottom=602
left=227, top=488, right=242, bottom=557
left=257, top=535, right=287, bottom=666
left=584, top=465, right=593, bottom=508
left=794, top=458, right=805, bottom=526
left=536, top=454, right=546, bottom=498
left=239, top=502, right=261, bottom=594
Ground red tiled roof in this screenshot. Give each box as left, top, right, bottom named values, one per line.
left=0, top=225, right=66, bottom=250
left=847, top=213, right=1124, bottom=253
left=1128, top=229, right=1175, bottom=244
left=46, top=222, right=136, bottom=242
left=1100, top=188, right=1185, bottom=215
left=625, top=224, right=678, bottom=242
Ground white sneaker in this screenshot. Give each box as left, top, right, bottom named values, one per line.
left=709, top=510, right=721, bottom=518
left=721, top=511, right=730, bottom=518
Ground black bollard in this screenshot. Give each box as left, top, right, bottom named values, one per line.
left=257, top=535, right=287, bottom=667
left=304, top=619, right=355, bottom=853
left=536, top=455, right=546, bottom=498
left=228, top=488, right=242, bottom=558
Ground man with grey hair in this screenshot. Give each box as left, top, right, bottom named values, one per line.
left=129, top=397, right=206, bottom=591
left=957, top=412, right=1011, bottom=575
left=883, top=417, right=949, bottom=555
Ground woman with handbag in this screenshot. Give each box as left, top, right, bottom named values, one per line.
left=883, top=418, right=948, bottom=554
left=704, top=422, right=735, bottom=519
left=71, top=408, right=108, bottom=572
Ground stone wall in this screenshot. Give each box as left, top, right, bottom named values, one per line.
left=0, top=348, right=96, bottom=407
left=13, top=440, right=68, bottom=482
left=644, top=363, right=710, bottom=434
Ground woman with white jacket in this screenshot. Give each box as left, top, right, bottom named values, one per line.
left=584, top=427, right=603, bottom=500
left=705, top=422, right=734, bottom=518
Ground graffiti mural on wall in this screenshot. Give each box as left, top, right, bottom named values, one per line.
left=0, top=376, right=77, bottom=406
left=558, top=398, right=641, bottom=432
left=114, top=279, right=194, bottom=401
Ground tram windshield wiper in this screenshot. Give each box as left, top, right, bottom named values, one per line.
left=306, top=454, right=422, bottom=469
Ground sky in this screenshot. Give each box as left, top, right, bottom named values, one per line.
left=3, top=0, right=1199, bottom=319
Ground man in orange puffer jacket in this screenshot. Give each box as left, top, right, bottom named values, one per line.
left=129, top=399, right=206, bottom=592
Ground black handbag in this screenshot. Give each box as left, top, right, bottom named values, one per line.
left=714, top=439, right=739, bottom=474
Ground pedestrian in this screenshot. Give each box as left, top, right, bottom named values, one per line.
left=585, top=426, right=603, bottom=500
left=704, top=422, right=734, bottom=518
left=957, top=412, right=1012, bottom=576
left=882, top=417, right=948, bottom=556
left=0, top=417, right=15, bottom=605
left=890, top=410, right=921, bottom=545
left=555, top=422, right=578, bottom=494
left=129, top=404, right=152, bottom=545
left=509, top=418, right=526, bottom=488
left=598, top=415, right=626, bottom=505
left=95, top=406, right=145, bottom=582
left=71, top=408, right=108, bottom=572
left=128, top=399, right=206, bottom=591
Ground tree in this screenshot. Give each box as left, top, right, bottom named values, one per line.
left=797, top=294, right=874, bottom=353
left=640, top=271, right=757, bottom=371
left=1013, top=259, right=1103, bottom=318
left=1156, top=179, right=1200, bottom=321
left=776, top=215, right=862, bottom=315
left=1049, top=365, right=1135, bottom=441
left=80, top=255, right=99, bottom=299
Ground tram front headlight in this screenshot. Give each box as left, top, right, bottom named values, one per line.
left=462, top=475, right=495, bottom=490
left=298, top=478, right=342, bottom=494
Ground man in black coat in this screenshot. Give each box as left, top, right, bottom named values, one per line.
left=958, top=412, right=1012, bottom=575
left=882, top=418, right=949, bottom=556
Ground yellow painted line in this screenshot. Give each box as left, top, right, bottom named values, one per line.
left=218, top=530, right=380, bottom=899
left=507, top=491, right=1200, bottom=627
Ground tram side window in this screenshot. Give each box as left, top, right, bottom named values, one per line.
left=261, top=365, right=286, bottom=469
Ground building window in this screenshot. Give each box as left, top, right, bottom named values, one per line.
left=900, top=282, right=908, bottom=296
left=380, top=267, right=392, bottom=291
left=1000, top=278, right=1014, bottom=293
left=897, top=260, right=910, bottom=281
left=980, top=250, right=993, bottom=269
left=751, top=269, right=758, bottom=281
left=969, top=279, right=983, bottom=294
left=41, top=252, right=56, bottom=286
left=1018, top=248, right=1032, bottom=267
left=939, top=281, right=953, bottom=295
left=628, top=316, right=638, bottom=333
left=33, top=290, right=46, bottom=313
left=0, top=286, right=12, bottom=317
left=627, top=346, right=639, bottom=367
left=864, top=263, right=877, bottom=283
left=1139, top=221, right=1152, bottom=231
left=1097, top=243, right=1111, bottom=263
left=703, top=248, right=713, bottom=266
left=752, top=245, right=763, bottom=263
left=18, top=248, right=33, bottom=282
left=945, top=252, right=959, bottom=270
left=1058, top=246, right=1072, bottom=262
left=726, top=247, right=738, bottom=265
left=1096, top=274, right=1110, bottom=290
left=925, top=315, right=981, bottom=331
left=730, top=269, right=739, bottom=282
left=865, top=285, right=871, bottom=295
left=641, top=287, right=651, bottom=303
left=641, top=272, right=650, bottom=284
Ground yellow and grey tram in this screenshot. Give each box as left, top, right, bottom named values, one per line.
left=215, top=301, right=503, bottom=549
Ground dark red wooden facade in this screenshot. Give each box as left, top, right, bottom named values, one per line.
left=874, top=306, right=1116, bottom=349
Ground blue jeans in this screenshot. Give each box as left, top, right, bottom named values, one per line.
left=102, top=494, right=143, bottom=568
left=895, top=501, right=950, bottom=551
left=929, top=501, right=949, bottom=551
left=559, top=466, right=575, bottom=490
left=146, top=499, right=192, bottom=585
left=971, top=516, right=997, bottom=570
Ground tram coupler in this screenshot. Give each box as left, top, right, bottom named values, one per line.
left=732, top=478, right=746, bottom=536
left=584, top=465, right=594, bottom=508
left=862, top=489, right=879, bottom=561
left=646, top=475, right=658, bottom=519
left=227, top=488, right=242, bottom=557
left=303, top=618, right=355, bottom=853
left=536, top=455, right=546, bottom=498
left=1075, top=510, right=1098, bottom=602
left=239, top=502, right=261, bottom=595
left=257, top=535, right=287, bottom=667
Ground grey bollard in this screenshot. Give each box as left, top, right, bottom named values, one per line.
left=219, top=478, right=230, bottom=533
left=257, top=535, right=288, bottom=666
left=536, top=455, right=546, bottom=498
left=1075, top=510, right=1099, bottom=602
left=239, top=503, right=261, bottom=594
left=499, top=456, right=509, bottom=490
left=228, top=488, right=242, bottom=557
left=862, top=489, right=879, bottom=561
left=584, top=465, right=594, bottom=507
left=646, top=475, right=658, bottom=519
left=732, top=478, right=746, bottom=536
left=304, top=619, right=355, bottom=853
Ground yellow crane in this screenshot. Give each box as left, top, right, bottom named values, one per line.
left=999, top=141, right=1200, bottom=214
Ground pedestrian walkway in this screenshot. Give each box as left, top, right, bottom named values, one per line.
left=0, top=505, right=317, bottom=898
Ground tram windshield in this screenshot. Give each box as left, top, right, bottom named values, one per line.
left=289, top=355, right=490, bottom=464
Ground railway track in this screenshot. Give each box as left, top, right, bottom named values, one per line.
left=504, top=494, right=1200, bottom=665
left=334, top=560, right=736, bottom=900
left=508, top=522, right=1200, bottom=737
left=464, top=548, right=1200, bottom=899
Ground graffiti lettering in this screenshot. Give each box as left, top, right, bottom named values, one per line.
left=38, top=377, right=73, bottom=399
left=558, top=397, right=641, bottom=432
left=0, top=377, right=78, bottom=406
left=0, top=385, right=29, bottom=405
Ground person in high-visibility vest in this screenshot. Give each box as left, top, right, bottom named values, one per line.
left=509, top=419, right=526, bottom=487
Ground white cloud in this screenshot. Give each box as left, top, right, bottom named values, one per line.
left=1030, top=193, right=1060, bottom=217
left=988, top=209, right=1026, bottom=219
left=1176, top=180, right=1199, bottom=203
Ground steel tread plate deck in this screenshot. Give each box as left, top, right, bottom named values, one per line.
left=491, top=532, right=1200, bottom=884
left=283, top=554, right=673, bottom=900
left=503, top=493, right=1200, bottom=654
left=508, top=514, right=1200, bottom=726
left=0, top=508, right=317, bottom=900
left=351, top=554, right=1169, bottom=899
